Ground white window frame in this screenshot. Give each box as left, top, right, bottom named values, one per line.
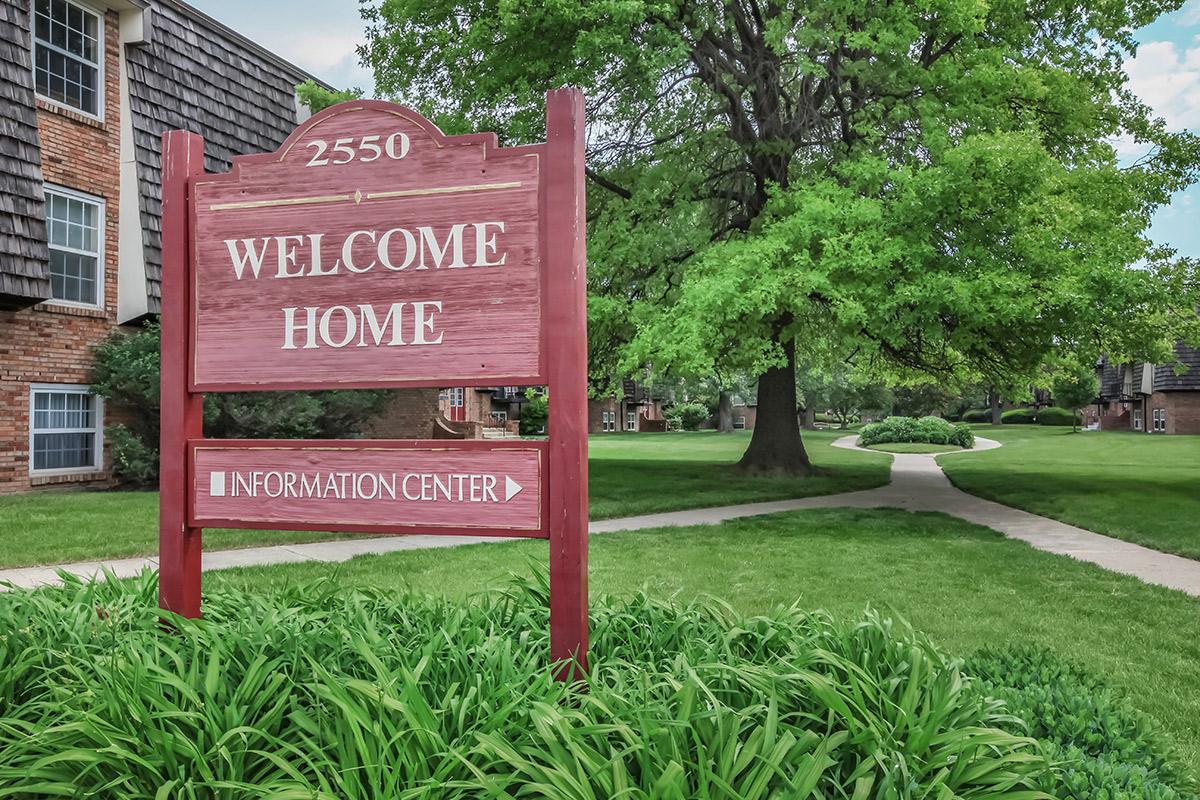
left=1132, top=408, right=1142, bottom=431
left=490, top=410, right=507, bottom=423
left=602, top=410, right=615, bottom=432
left=30, top=0, right=105, bottom=122
left=1153, top=408, right=1167, bottom=433
left=735, top=415, right=747, bottom=429
left=29, top=383, right=104, bottom=475
left=626, top=410, right=637, bottom=431
left=447, top=387, right=464, bottom=408
left=43, top=183, right=105, bottom=310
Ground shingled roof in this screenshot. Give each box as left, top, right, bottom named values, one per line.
left=1154, top=343, right=1200, bottom=392
left=0, top=0, right=50, bottom=310
left=128, top=0, right=325, bottom=314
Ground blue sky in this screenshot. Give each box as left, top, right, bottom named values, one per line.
left=191, top=0, right=1199, bottom=259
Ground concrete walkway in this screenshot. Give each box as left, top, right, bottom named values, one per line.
left=4, top=435, right=1200, bottom=597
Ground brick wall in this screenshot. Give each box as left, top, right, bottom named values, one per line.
left=364, top=389, right=441, bottom=438
left=0, top=9, right=122, bottom=495
left=588, top=397, right=619, bottom=433
left=1148, top=392, right=1200, bottom=435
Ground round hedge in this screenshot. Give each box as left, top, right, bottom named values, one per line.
left=1036, top=406, right=1081, bottom=426
left=1001, top=408, right=1038, bottom=424
left=858, top=415, right=975, bottom=448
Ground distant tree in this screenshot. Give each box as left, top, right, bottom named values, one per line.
left=296, top=79, right=363, bottom=113
left=1052, top=364, right=1101, bottom=432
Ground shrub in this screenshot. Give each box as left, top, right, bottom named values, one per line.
left=0, top=572, right=1055, bottom=799
left=520, top=388, right=548, bottom=434
left=858, top=415, right=974, bottom=448
left=91, top=322, right=390, bottom=485
left=1002, top=407, right=1038, bottom=424
left=962, top=408, right=993, bottom=423
left=1037, top=406, right=1081, bottom=427
left=665, top=401, right=709, bottom=431
left=968, top=647, right=1196, bottom=800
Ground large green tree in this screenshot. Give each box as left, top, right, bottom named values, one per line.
left=362, top=0, right=1200, bottom=472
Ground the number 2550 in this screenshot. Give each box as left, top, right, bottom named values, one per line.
left=304, top=132, right=410, bottom=167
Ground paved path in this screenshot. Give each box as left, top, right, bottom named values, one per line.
left=4, top=435, right=1200, bottom=597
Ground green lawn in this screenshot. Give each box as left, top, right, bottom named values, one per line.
left=867, top=441, right=964, bottom=454
left=208, top=507, right=1200, bottom=776
left=941, top=425, right=1200, bottom=559
left=0, top=429, right=887, bottom=569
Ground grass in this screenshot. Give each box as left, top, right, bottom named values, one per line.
left=941, top=425, right=1200, bottom=559
left=0, top=429, right=888, bottom=569
left=866, top=441, right=964, bottom=454
left=207, top=507, right=1200, bottom=775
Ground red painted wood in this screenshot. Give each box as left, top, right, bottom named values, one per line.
left=190, top=439, right=546, bottom=535
left=544, top=89, right=590, bottom=675
left=159, top=131, right=206, bottom=618
left=189, top=102, right=544, bottom=391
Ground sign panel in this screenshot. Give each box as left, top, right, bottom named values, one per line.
left=190, top=102, right=543, bottom=391
left=190, top=440, right=545, bottom=535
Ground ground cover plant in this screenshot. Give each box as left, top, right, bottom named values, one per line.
left=0, top=430, right=887, bottom=570
left=857, top=415, right=974, bottom=448
left=1, top=571, right=1195, bottom=799
left=211, top=508, right=1200, bottom=774
left=941, top=426, right=1200, bottom=559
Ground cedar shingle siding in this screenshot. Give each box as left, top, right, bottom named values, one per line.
left=127, top=0, right=310, bottom=313
left=0, top=0, right=50, bottom=309
left=1154, top=343, right=1200, bottom=392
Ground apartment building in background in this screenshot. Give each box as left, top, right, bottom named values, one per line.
left=0, top=0, right=326, bottom=493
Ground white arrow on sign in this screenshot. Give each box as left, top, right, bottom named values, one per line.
left=504, top=475, right=523, bottom=502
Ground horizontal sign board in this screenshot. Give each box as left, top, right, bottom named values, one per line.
left=190, top=102, right=543, bottom=391
left=190, top=440, right=546, bottom=536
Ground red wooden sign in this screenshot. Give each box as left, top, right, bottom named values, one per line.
left=159, top=89, right=589, bottom=673
left=190, top=103, right=543, bottom=391
left=190, top=440, right=545, bottom=535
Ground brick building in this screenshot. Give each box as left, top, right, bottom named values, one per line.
left=1083, top=344, right=1200, bottom=435
left=588, top=379, right=665, bottom=433
left=0, top=0, right=325, bottom=493
left=437, top=386, right=531, bottom=438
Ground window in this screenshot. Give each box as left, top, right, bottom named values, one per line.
left=30, top=385, right=102, bottom=473
left=1153, top=408, right=1167, bottom=433
left=1133, top=408, right=1143, bottom=431
left=44, top=185, right=102, bottom=307
left=447, top=387, right=464, bottom=408
left=732, top=395, right=746, bottom=407
left=626, top=411, right=637, bottom=431
left=602, top=411, right=615, bottom=432
left=734, top=415, right=746, bottom=429
left=33, top=0, right=102, bottom=117
left=490, top=411, right=507, bottom=423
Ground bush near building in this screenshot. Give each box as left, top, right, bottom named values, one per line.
left=859, top=416, right=975, bottom=448
left=1001, top=408, right=1039, bottom=424
left=0, top=573, right=1191, bottom=799
left=1035, top=407, right=1082, bottom=427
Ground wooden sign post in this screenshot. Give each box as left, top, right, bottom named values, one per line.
left=159, top=89, right=589, bottom=671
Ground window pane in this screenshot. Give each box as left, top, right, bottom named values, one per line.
left=33, top=432, right=94, bottom=470
left=33, top=0, right=100, bottom=115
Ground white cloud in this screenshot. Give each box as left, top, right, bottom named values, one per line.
left=1124, top=40, right=1200, bottom=131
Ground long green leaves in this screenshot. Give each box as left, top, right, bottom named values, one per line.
left=0, top=571, right=1058, bottom=798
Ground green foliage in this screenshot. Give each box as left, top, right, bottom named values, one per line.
left=859, top=415, right=975, bottom=448
left=1003, top=408, right=1039, bottom=425
left=90, top=323, right=389, bottom=485
left=1037, top=407, right=1082, bottom=427
left=1052, top=362, right=1102, bottom=430
left=0, top=571, right=1053, bottom=799
left=969, top=647, right=1198, bottom=800
left=665, top=401, right=709, bottom=431
left=520, top=388, right=548, bottom=435
left=962, top=409, right=994, bottom=423
left=295, top=79, right=362, bottom=113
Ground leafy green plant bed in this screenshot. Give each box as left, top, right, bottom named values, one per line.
left=858, top=415, right=975, bottom=448
left=1, top=573, right=1192, bottom=799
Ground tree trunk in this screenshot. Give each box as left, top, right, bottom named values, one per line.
left=801, top=403, right=816, bottom=430
left=717, top=391, right=734, bottom=433
left=988, top=389, right=1003, bottom=425
left=738, top=338, right=811, bottom=474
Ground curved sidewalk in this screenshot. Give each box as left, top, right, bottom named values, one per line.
left=4, top=436, right=1199, bottom=597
